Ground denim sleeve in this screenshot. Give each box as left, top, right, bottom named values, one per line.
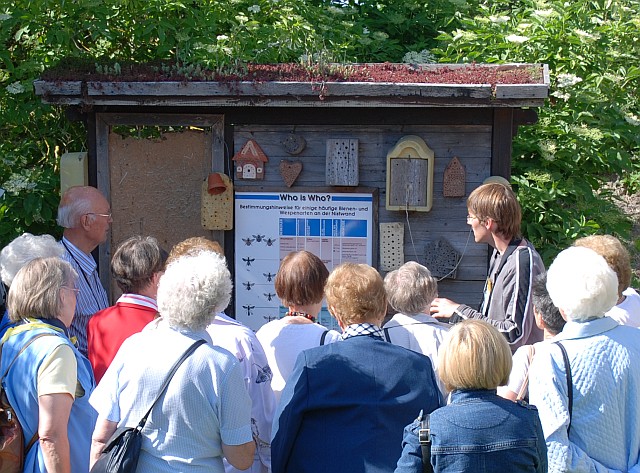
left=394, top=418, right=424, bottom=473
left=533, top=413, right=548, bottom=473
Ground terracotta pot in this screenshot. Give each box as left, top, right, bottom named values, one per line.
left=207, top=172, right=227, bottom=195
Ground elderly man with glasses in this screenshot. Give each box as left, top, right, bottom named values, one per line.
left=57, top=185, right=112, bottom=356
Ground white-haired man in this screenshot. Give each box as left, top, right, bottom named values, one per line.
left=57, top=186, right=111, bottom=356
left=529, top=246, right=640, bottom=472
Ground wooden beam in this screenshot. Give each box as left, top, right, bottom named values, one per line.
left=491, top=108, right=514, bottom=179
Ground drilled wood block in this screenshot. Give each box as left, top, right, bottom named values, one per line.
left=326, top=138, right=359, bottom=186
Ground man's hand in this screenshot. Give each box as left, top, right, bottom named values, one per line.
left=430, top=297, right=460, bottom=319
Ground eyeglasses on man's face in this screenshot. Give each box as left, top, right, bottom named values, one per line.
left=466, top=214, right=479, bottom=223
left=86, top=212, right=112, bottom=219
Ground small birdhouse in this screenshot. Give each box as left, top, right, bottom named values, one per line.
left=443, top=157, right=466, bottom=197
left=386, top=135, right=434, bottom=211
left=233, top=139, right=269, bottom=180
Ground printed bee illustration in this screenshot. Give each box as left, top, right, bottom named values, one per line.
left=254, top=364, right=273, bottom=384
left=264, top=292, right=276, bottom=302
left=242, top=237, right=255, bottom=246
left=264, top=238, right=277, bottom=246
left=253, top=234, right=266, bottom=242
left=263, top=272, right=276, bottom=282
left=242, top=256, right=255, bottom=266
left=242, top=304, right=255, bottom=316
left=243, top=282, right=255, bottom=291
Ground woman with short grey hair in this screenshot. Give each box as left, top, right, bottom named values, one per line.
left=382, top=261, right=449, bottom=396
left=89, top=251, right=255, bottom=473
left=2, top=256, right=97, bottom=473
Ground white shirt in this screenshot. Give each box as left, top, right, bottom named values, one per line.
left=382, top=312, right=450, bottom=397
left=499, top=339, right=550, bottom=400
left=90, top=321, right=252, bottom=473
left=207, top=313, right=275, bottom=473
left=256, top=318, right=340, bottom=405
left=606, top=287, right=640, bottom=328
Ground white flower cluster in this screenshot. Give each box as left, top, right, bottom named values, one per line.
left=624, top=113, right=640, bottom=126
left=539, top=140, right=557, bottom=161
left=3, top=174, right=37, bottom=194
left=489, top=15, right=510, bottom=24
left=0, top=14, right=11, bottom=21
left=402, top=50, right=436, bottom=64
left=533, top=9, right=555, bottom=19
left=574, top=29, right=600, bottom=41
left=248, top=5, right=260, bottom=13
left=6, top=82, right=25, bottom=94
left=556, top=73, right=582, bottom=88
left=505, top=34, right=530, bottom=43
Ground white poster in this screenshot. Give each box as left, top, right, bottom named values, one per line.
left=234, top=190, right=374, bottom=331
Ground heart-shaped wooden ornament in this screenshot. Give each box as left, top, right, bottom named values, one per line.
left=279, top=160, right=303, bottom=187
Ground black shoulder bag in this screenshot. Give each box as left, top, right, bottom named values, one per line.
left=419, top=412, right=433, bottom=473
left=91, top=339, right=206, bottom=473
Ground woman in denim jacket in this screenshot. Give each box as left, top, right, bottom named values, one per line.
left=395, top=320, right=547, bottom=473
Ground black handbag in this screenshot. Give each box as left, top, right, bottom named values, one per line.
left=90, top=339, right=206, bottom=473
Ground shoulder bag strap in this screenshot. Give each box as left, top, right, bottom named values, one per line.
left=383, top=327, right=391, bottom=343
left=554, top=341, right=573, bottom=434
left=319, top=330, right=329, bottom=346
left=516, top=344, right=536, bottom=401
left=419, top=413, right=433, bottom=473
left=1, top=332, right=59, bottom=381
left=1, top=332, right=59, bottom=452
left=136, top=339, right=207, bottom=430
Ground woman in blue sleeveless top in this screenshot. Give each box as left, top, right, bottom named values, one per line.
left=1, top=257, right=96, bottom=473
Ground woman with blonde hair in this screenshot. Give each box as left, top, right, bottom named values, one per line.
left=272, top=263, right=440, bottom=473
left=395, top=319, right=547, bottom=473
left=1, top=257, right=97, bottom=473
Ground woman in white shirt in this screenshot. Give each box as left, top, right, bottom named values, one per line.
left=256, top=251, right=340, bottom=404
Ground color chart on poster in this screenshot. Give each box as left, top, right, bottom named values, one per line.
left=234, top=190, right=374, bottom=331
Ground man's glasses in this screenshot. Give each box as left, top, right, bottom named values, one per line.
left=86, top=212, right=112, bottom=219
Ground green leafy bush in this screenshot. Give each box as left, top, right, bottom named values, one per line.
left=433, top=0, right=639, bottom=263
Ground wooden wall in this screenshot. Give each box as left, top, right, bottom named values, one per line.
left=233, top=124, right=490, bottom=306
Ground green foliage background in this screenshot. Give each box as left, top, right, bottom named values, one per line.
left=1, top=0, right=639, bottom=265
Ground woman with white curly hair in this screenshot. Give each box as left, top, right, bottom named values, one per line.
left=0, top=233, right=64, bottom=336
left=89, top=251, right=255, bottom=472
left=529, top=246, right=640, bottom=473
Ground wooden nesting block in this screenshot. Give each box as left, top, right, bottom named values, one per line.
left=326, top=139, right=359, bottom=186
left=201, top=175, right=233, bottom=230
left=379, top=222, right=404, bottom=272
left=424, top=237, right=461, bottom=279
left=443, top=157, right=466, bottom=197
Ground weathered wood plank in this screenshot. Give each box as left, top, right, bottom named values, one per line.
left=85, top=81, right=495, bottom=99
left=495, top=84, right=548, bottom=99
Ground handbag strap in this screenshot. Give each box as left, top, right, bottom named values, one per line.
left=136, top=339, right=207, bottom=430
left=554, top=341, right=573, bottom=434
left=1, top=332, right=59, bottom=451
left=419, top=412, right=433, bottom=473
left=1, top=332, right=58, bottom=381
left=516, top=344, right=536, bottom=401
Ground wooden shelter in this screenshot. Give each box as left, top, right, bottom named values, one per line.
left=35, top=63, right=549, bottom=330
